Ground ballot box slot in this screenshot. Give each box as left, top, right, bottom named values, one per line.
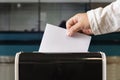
left=19, top=52, right=102, bottom=61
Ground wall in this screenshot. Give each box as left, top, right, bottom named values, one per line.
left=0, top=3, right=39, bottom=31
left=40, top=3, right=86, bottom=30
left=0, top=3, right=86, bottom=31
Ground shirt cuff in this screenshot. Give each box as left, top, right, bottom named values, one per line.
left=87, top=9, right=102, bottom=35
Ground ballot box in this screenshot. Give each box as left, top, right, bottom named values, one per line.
left=15, top=52, right=106, bottom=80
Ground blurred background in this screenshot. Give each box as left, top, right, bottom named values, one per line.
left=0, top=0, right=119, bottom=80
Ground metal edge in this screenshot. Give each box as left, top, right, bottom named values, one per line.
left=100, top=52, right=106, bottom=80
left=15, top=52, right=21, bottom=80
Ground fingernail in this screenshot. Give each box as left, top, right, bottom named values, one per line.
left=66, top=30, right=72, bottom=36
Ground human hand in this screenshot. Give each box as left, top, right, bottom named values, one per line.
left=66, top=13, right=93, bottom=36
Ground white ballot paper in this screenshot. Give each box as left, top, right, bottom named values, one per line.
left=39, top=24, right=91, bottom=52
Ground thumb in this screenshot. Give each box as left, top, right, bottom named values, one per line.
left=82, top=29, right=93, bottom=35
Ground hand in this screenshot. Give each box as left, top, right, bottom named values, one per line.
left=66, top=13, right=93, bottom=36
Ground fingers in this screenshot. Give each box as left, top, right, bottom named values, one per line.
left=66, top=13, right=92, bottom=36
left=67, top=22, right=82, bottom=36
left=66, top=15, right=78, bottom=29
left=66, top=16, right=78, bottom=36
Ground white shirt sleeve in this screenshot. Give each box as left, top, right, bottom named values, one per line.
left=87, top=0, right=120, bottom=35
